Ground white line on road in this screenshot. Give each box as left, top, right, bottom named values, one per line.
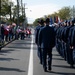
left=28, top=33, right=34, bottom=75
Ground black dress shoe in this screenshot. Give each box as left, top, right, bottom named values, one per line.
left=70, top=65, right=74, bottom=68
left=48, top=67, right=52, bottom=71
left=40, top=61, right=42, bottom=64
left=44, top=67, right=47, bottom=72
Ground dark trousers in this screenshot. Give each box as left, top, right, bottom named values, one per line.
left=5, top=34, right=8, bottom=42
left=1, top=34, right=4, bottom=40
left=42, top=48, right=52, bottom=69
left=37, top=47, right=42, bottom=64
left=73, top=48, right=75, bottom=64
left=21, top=33, right=24, bottom=40
left=66, top=44, right=74, bottom=66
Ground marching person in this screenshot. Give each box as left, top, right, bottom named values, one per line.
left=68, top=18, right=75, bottom=67
left=38, top=18, right=55, bottom=72
left=35, top=19, right=41, bottom=57
left=35, top=19, right=44, bottom=64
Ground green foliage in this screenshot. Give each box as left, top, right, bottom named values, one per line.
left=33, top=18, right=40, bottom=26
left=58, top=7, right=71, bottom=20
left=48, top=12, right=58, bottom=18
left=1, top=0, right=13, bottom=16
left=0, top=0, right=27, bottom=25
left=33, top=17, right=45, bottom=26
left=19, top=15, right=25, bottom=23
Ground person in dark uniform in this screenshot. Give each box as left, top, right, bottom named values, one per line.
left=1, top=24, right=5, bottom=41
left=35, top=19, right=41, bottom=57
left=35, top=19, right=44, bottom=64
left=69, top=18, right=75, bottom=67
left=38, top=18, right=55, bottom=72
left=55, top=23, right=62, bottom=54
left=67, top=18, right=75, bottom=67
left=61, top=20, right=67, bottom=59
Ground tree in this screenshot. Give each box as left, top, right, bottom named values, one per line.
left=70, top=6, right=75, bottom=18
left=58, top=7, right=71, bottom=20
left=33, top=18, right=44, bottom=26
left=33, top=18, right=40, bottom=26
left=1, top=0, right=14, bottom=24
left=1, top=0, right=12, bottom=16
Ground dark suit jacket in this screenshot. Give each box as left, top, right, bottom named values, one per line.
left=38, top=25, right=55, bottom=49
left=35, top=25, right=41, bottom=45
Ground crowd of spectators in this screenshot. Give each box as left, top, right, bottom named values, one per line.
left=0, top=23, right=31, bottom=46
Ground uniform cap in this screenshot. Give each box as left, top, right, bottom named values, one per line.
left=45, top=18, right=50, bottom=23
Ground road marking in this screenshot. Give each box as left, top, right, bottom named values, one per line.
left=28, top=34, right=34, bottom=75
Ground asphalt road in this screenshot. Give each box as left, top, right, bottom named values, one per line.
left=0, top=28, right=75, bottom=75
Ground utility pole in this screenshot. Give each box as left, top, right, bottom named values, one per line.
left=21, top=0, right=24, bottom=28
left=22, top=3, right=26, bottom=29
left=23, top=3, right=27, bottom=29
left=24, top=3, right=26, bottom=19
left=17, top=0, right=20, bottom=26
left=21, top=0, right=23, bottom=16
left=9, top=3, right=12, bottom=24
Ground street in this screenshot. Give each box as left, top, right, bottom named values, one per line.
left=0, top=29, right=75, bottom=75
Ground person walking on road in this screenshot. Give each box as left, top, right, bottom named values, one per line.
left=35, top=19, right=44, bottom=64
left=38, top=18, right=55, bottom=72
left=35, top=20, right=41, bottom=57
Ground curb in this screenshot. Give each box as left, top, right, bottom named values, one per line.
left=0, top=39, right=15, bottom=50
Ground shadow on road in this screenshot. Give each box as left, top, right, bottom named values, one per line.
left=0, top=49, right=15, bottom=54
left=11, top=42, right=35, bottom=45
left=5, top=47, right=31, bottom=49
left=53, top=54, right=60, bottom=56
left=0, top=57, right=19, bottom=61
left=0, top=67, right=26, bottom=72
left=47, top=70, right=75, bottom=75
left=52, top=57, right=64, bottom=60
left=52, top=65, right=75, bottom=69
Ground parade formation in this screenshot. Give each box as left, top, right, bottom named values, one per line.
left=55, top=18, right=75, bottom=68
left=35, top=17, right=75, bottom=72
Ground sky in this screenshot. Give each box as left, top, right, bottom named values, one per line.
left=12, top=0, right=75, bottom=24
